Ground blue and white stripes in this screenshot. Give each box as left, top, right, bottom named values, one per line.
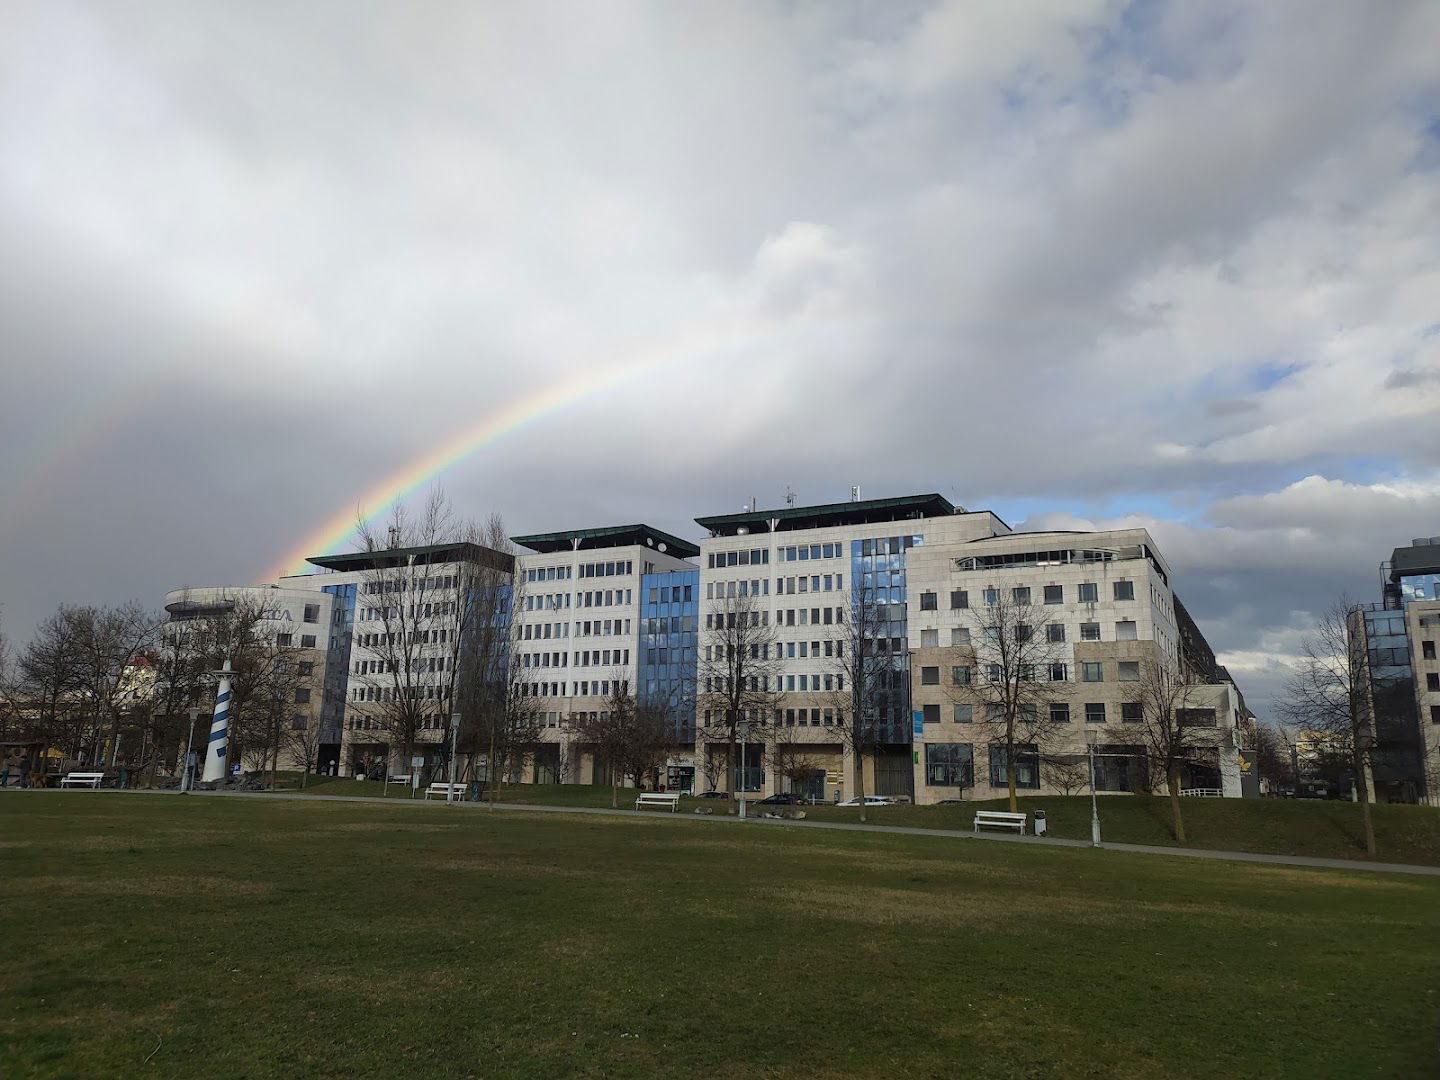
left=200, top=661, right=233, bottom=783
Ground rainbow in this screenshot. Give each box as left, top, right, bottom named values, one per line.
left=261, top=315, right=825, bottom=581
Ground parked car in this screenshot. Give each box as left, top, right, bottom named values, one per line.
left=836, top=795, right=893, bottom=807
left=696, top=790, right=731, bottom=800
left=756, top=792, right=809, bottom=805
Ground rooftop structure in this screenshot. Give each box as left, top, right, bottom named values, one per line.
left=512, top=524, right=699, bottom=559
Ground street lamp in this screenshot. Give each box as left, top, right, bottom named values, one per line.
left=738, top=719, right=750, bottom=820
left=1086, top=727, right=1102, bottom=848
left=446, top=712, right=461, bottom=804
left=182, top=707, right=202, bottom=793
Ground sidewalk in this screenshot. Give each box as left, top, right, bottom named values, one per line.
left=150, top=787, right=1440, bottom=878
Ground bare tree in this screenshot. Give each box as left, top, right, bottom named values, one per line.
left=18, top=608, right=88, bottom=761
left=1133, top=656, right=1211, bottom=844
left=1042, top=754, right=1089, bottom=796
left=1277, top=596, right=1377, bottom=855
left=1252, top=722, right=1294, bottom=794
left=696, top=592, right=780, bottom=798
left=566, top=678, right=670, bottom=808
left=953, top=584, right=1066, bottom=813
left=351, top=493, right=514, bottom=780
left=826, top=581, right=895, bottom=822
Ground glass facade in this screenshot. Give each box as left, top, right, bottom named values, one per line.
left=851, top=534, right=922, bottom=743
left=639, top=569, right=699, bottom=741
left=1400, top=572, right=1440, bottom=603
left=319, top=582, right=356, bottom=772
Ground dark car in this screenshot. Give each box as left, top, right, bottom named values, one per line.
left=696, top=790, right=731, bottom=800
left=756, top=792, right=809, bottom=805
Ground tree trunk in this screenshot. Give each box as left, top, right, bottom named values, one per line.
left=1167, top=766, right=1186, bottom=844
left=854, top=746, right=866, bottom=824
left=1006, top=717, right=1018, bottom=813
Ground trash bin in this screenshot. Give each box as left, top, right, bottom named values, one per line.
left=1033, top=809, right=1047, bottom=837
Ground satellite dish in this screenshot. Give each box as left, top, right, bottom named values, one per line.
left=658, top=543, right=667, bottom=553
left=646, top=537, right=654, bottom=546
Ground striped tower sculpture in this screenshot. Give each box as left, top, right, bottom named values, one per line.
left=200, top=659, right=234, bottom=783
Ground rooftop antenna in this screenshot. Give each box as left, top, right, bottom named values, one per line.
left=850, top=484, right=861, bottom=503
left=386, top=525, right=401, bottom=549
left=785, top=487, right=797, bottom=507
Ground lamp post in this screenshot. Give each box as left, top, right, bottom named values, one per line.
left=738, top=719, right=749, bottom=821
left=1086, top=727, right=1102, bottom=848
left=182, top=707, right=202, bottom=793
left=446, top=711, right=461, bottom=804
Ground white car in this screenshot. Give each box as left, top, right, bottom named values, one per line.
left=836, top=795, right=893, bottom=807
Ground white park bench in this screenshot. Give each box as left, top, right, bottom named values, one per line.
left=60, top=772, right=105, bottom=789
left=973, top=810, right=1028, bottom=835
left=423, top=782, right=467, bottom=800
left=635, top=792, right=680, bottom=812
left=386, top=774, right=413, bottom=786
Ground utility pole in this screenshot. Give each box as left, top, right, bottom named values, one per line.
left=1086, top=728, right=1102, bottom=848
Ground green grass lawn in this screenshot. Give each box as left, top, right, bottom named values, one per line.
left=3, top=795, right=1437, bottom=1079
left=294, top=777, right=1440, bottom=865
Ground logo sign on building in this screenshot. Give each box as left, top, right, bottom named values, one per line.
left=912, top=710, right=924, bottom=738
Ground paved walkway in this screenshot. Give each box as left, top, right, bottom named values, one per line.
left=120, top=787, right=1439, bottom=878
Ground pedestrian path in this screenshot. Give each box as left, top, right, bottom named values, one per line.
left=156, top=787, right=1440, bottom=878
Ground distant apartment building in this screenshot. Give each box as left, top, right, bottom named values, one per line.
left=161, top=584, right=336, bottom=772
left=508, top=525, right=698, bottom=786
left=1354, top=535, right=1440, bottom=804
left=907, top=528, right=1251, bottom=804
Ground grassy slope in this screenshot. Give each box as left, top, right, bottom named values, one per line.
left=2, top=795, right=1438, bottom=1079
left=294, top=777, right=1440, bottom=865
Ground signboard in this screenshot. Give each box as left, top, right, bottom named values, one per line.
left=912, top=710, right=924, bottom=738
left=411, top=755, right=425, bottom=768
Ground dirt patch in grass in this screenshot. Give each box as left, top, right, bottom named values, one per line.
left=3, top=874, right=275, bottom=898
left=322, top=822, right=464, bottom=833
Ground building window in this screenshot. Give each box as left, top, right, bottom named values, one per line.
left=303, top=604, right=320, bottom=623
left=1081, top=662, right=1103, bottom=682
left=1047, top=624, right=1066, bottom=643
left=1078, top=582, right=1098, bottom=603
left=986, top=664, right=1002, bottom=682
left=952, top=666, right=971, bottom=685
left=1113, top=580, right=1134, bottom=601
left=920, top=591, right=938, bottom=611
left=1116, top=620, right=1137, bottom=641
left=951, top=627, right=971, bottom=646
left=983, top=588, right=1000, bottom=606
left=298, top=661, right=313, bottom=676
left=921, top=629, right=939, bottom=648
left=1428, top=673, right=1440, bottom=692
left=926, top=743, right=974, bottom=787
left=1177, top=708, right=1218, bottom=727
left=1012, top=587, right=1030, bottom=605
left=1048, top=663, right=1068, bottom=681
left=300, top=634, right=316, bottom=649
left=922, top=703, right=941, bottom=724
left=1043, top=585, right=1063, bottom=605
left=294, top=689, right=311, bottom=704
left=1118, top=661, right=1140, bottom=682
left=277, top=633, right=293, bottom=647
left=951, top=590, right=968, bottom=610
left=921, top=666, right=940, bottom=685
left=1424, top=641, right=1436, bottom=660
left=1121, top=701, right=1143, bottom=723
left=1080, top=623, right=1100, bottom=641
left=1049, top=702, right=1070, bottom=724
left=1432, top=705, right=1440, bottom=724
left=290, top=715, right=308, bottom=730
left=954, top=704, right=973, bottom=724
left=988, top=743, right=1040, bottom=789
left=1085, top=702, right=1106, bottom=724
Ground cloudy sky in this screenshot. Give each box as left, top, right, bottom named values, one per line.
left=2, top=1, right=1438, bottom=719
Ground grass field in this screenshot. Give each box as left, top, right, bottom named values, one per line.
left=295, top=776, right=1440, bottom=865
left=2, top=794, right=1437, bottom=1078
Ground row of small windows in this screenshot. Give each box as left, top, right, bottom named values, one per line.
left=917, top=621, right=1139, bottom=648
left=275, top=633, right=317, bottom=649
left=355, top=629, right=453, bottom=648
left=647, top=584, right=695, bottom=604
left=579, top=560, right=634, bottom=578
left=350, top=684, right=452, bottom=702
left=360, top=601, right=458, bottom=621
left=926, top=581, right=1135, bottom=610
left=362, top=575, right=458, bottom=595
left=924, top=660, right=1144, bottom=685
left=707, top=548, right=771, bottom=568
left=523, top=589, right=635, bottom=611
left=520, top=648, right=632, bottom=670
left=520, top=679, right=628, bottom=698
left=919, top=702, right=1216, bottom=725
left=526, top=566, right=573, bottom=582
left=780, top=542, right=845, bottom=562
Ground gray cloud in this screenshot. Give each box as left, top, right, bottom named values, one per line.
left=2, top=1, right=1438, bottom=730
